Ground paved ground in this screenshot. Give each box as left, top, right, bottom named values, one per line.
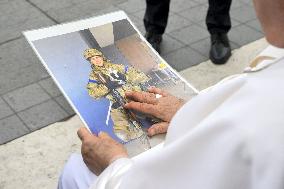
left=0, top=0, right=264, bottom=144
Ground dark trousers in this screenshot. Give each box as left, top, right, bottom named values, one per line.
left=144, top=0, right=232, bottom=35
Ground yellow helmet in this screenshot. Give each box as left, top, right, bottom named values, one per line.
left=83, top=48, right=103, bottom=60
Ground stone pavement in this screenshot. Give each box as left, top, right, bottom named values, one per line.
left=0, top=0, right=264, bottom=144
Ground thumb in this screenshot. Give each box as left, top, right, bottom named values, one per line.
left=98, top=131, right=111, bottom=139
left=148, top=122, right=169, bottom=137
left=77, top=127, right=92, bottom=141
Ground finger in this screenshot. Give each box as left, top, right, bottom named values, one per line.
left=148, top=122, right=169, bottom=137
left=125, top=91, right=157, bottom=104
left=77, top=127, right=93, bottom=141
left=124, top=101, right=157, bottom=116
left=148, top=87, right=168, bottom=97
left=98, top=131, right=112, bottom=139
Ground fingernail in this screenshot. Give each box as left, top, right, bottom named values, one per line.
left=148, top=129, right=154, bottom=136
left=126, top=91, right=133, bottom=95
left=98, top=131, right=106, bottom=136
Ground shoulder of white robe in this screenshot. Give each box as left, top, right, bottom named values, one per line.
left=244, top=45, right=284, bottom=73
left=201, top=45, right=284, bottom=94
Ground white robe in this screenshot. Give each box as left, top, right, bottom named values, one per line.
left=59, top=46, right=284, bottom=189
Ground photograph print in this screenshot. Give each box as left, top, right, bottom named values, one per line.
left=25, top=11, right=198, bottom=146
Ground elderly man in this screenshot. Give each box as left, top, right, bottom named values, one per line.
left=59, top=0, right=284, bottom=188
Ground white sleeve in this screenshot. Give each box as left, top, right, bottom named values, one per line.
left=89, top=158, right=133, bottom=189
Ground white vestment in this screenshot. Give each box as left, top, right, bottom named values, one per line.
left=60, top=46, right=284, bottom=189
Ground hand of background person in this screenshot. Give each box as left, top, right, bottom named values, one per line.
left=124, top=87, right=185, bottom=137
left=77, top=127, right=128, bottom=175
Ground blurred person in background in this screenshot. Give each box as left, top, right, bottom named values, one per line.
left=144, top=0, right=232, bottom=64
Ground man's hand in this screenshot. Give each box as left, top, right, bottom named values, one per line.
left=124, top=87, right=185, bottom=137
left=77, top=127, right=128, bottom=175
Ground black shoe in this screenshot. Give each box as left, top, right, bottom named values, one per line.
left=145, top=32, right=162, bottom=53
left=209, top=33, right=231, bottom=64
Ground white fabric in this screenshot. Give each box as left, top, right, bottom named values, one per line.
left=92, top=57, right=284, bottom=189
left=258, top=45, right=284, bottom=59
left=59, top=154, right=97, bottom=189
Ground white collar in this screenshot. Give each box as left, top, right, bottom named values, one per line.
left=244, top=45, right=284, bottom=73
